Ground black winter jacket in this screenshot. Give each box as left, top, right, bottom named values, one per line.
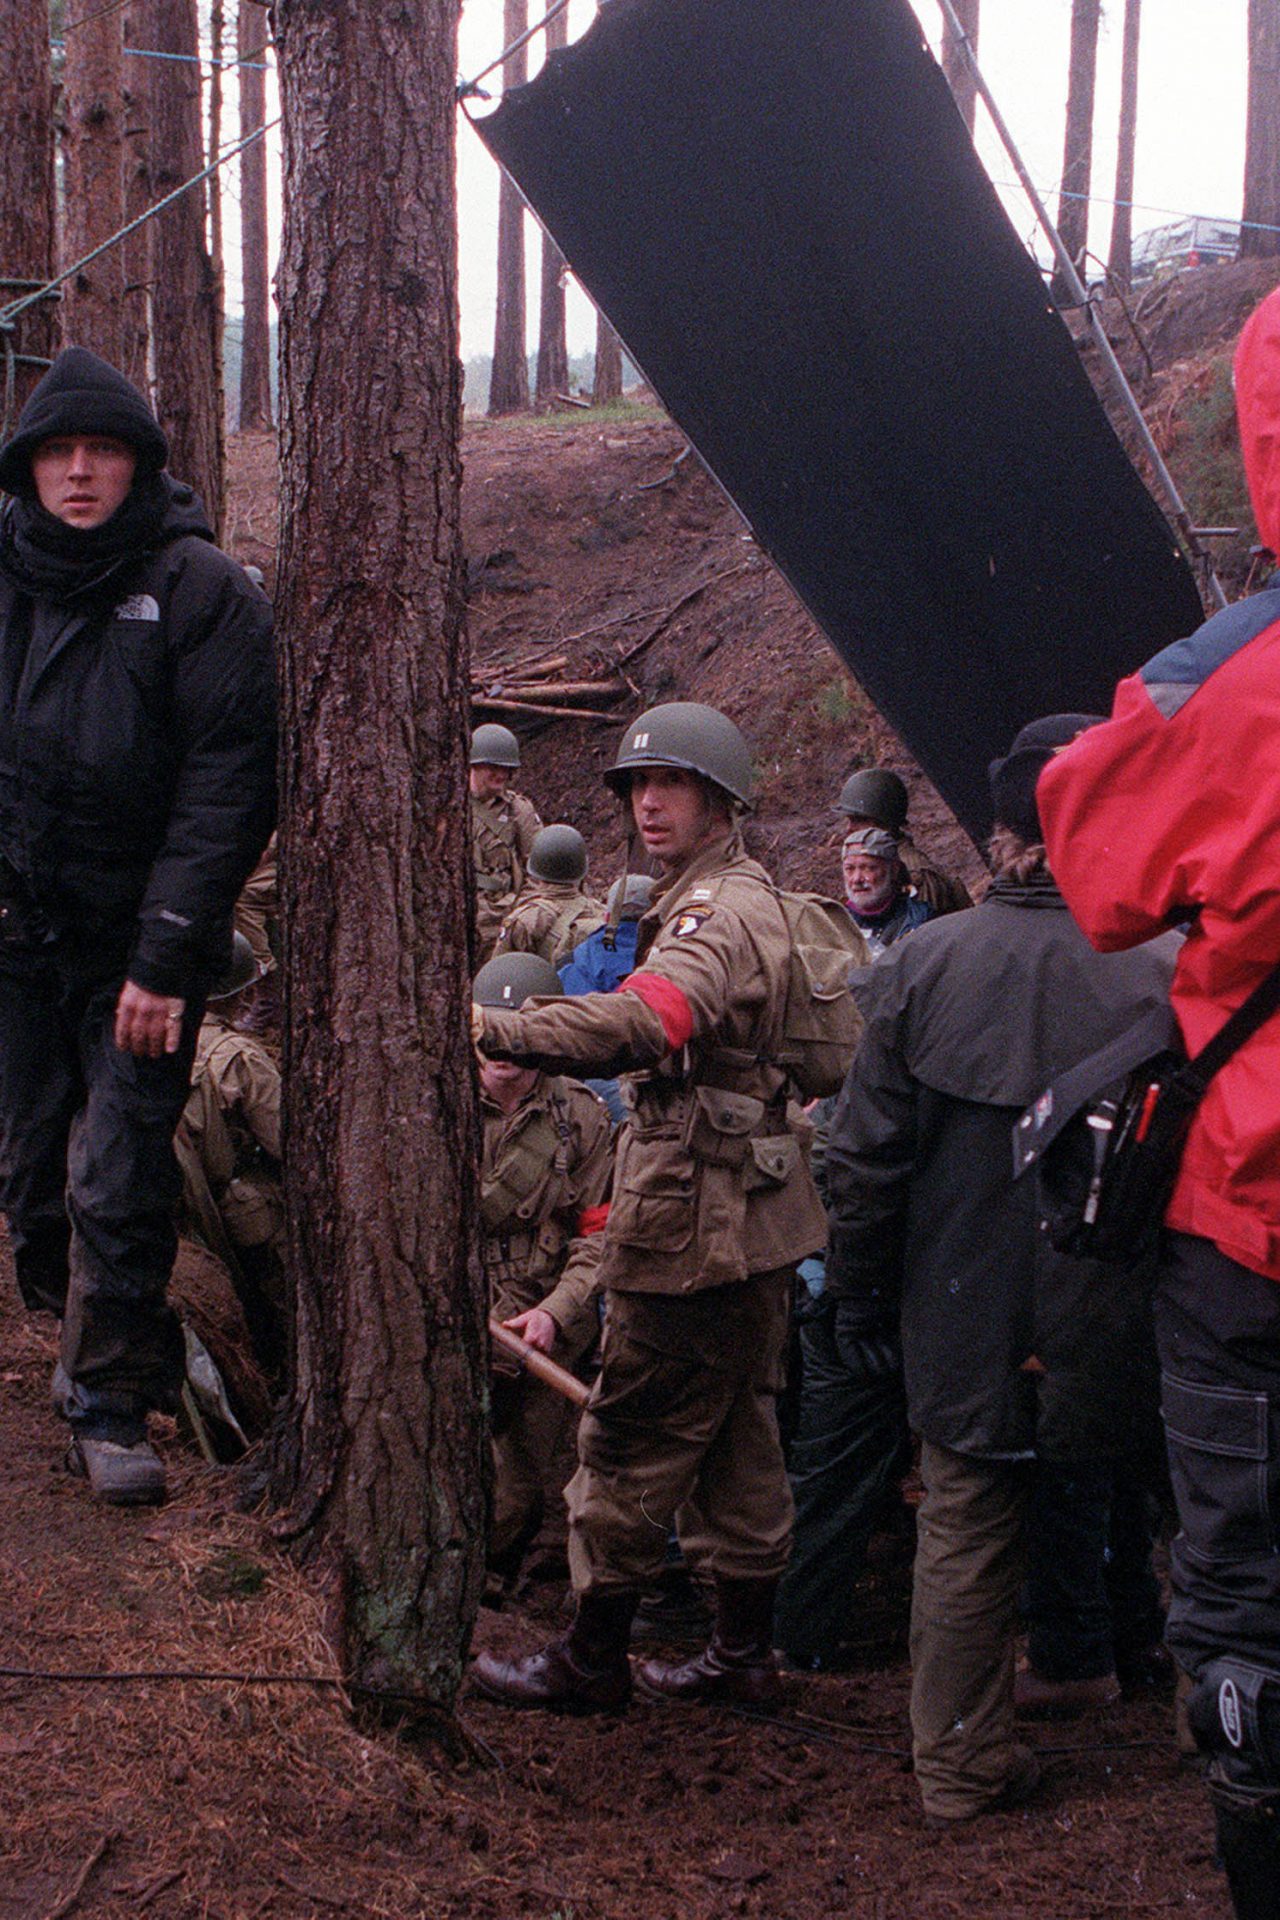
left=0, top=481, right=276, bottom=996
left=824, top=873, right=1180, bottom=1461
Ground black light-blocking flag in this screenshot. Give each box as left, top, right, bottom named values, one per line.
left=473, top=0, right=1204, bottom=838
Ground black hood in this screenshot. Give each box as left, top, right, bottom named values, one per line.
left=0, top=347, right=169, bottom=498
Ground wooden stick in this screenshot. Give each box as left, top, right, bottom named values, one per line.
left=614, top=561, right=754, bottom=669
left=471, top=697, right=621, bottom=724
left=489, top=1320, right=591, bottom=1407
left=490, top=680, right=625, bottom=703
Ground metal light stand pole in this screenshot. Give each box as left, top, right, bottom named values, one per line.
left=934, top=0, right=1228, bottom=610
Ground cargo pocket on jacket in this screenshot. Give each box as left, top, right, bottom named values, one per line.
left=744, top=1134, right=801, bottom=1192
left=1161, top=1370, right=1278, bottom=1563
left=608, top=1127, right=696, bottom=1254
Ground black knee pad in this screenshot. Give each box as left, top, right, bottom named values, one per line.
left=1186, top=1659, right=1280, bottom=1790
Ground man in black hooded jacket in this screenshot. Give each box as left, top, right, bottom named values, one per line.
left=823, top=716, right=1179, bottom=1824
left=0, top=347, right=276, bottom=1504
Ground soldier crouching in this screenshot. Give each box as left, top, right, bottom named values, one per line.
left=474, top=951, right=613, bottom=1583
left=470, top=702, right=828, bottom=1714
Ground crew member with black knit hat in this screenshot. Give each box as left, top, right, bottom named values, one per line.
left=0, top=347, right=276, bottom=1505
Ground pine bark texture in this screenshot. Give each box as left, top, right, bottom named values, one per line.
left=146, top=0, right=225, bottom=533
left=1052, top=0, right=1101, bottom=303
left=1242, top=0, right=1280, bottom=259
left=940, top=0, right=980, bottom=137
left=489, top=0, right=530, bottom=415
left=271, top=0, right=487, bottom=1710
left=534, top=3, right=570, bottom=405
left=237, top=0, right=274, bottom=429
left=207, top=0, right=227, bottom=351
left=60, top=0, right=128, bottom=362
left=0, top=1, right=57, bottom=413
left=593, top=309, right=623, bottom=405
left=120, top=10, right=153, bottom=392
left=1107, top=0, right=1142, bottom=288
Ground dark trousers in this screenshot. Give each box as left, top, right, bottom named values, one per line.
left=775, top=1300, right=909, bottom=1662
left=1156, top=1232, right=1280, bottom=1788
left=0, top=945, right=197, bottom=1422
left=1022, top=1460, right=1164, bottom=1681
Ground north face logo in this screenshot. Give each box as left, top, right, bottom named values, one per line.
left=113, top=593, right=160, bottom=622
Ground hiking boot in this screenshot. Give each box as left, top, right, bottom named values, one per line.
left=922, top=1746, right=1045, bottom=1828
left=630, top=1568, right=714, bottom=1645
left=470, top=1591, right=637, bottom=1714
left=67, top=1429, right=167, bottom=1506
left=635, top=1575, right=784, bottom=1708
left=1014, top=1666, right=1120, bottom=1718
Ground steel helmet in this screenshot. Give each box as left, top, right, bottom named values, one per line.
left=473, top=952, right=563, bottom=1009
left=836, top=768, right=909, bottom=833
left=606, top=872, right=655, bottom=920
left=605, top=702, right=754, bottom=809
left=470, top=723, right=521, bottom=769
left=527, top=824, right=588, bottom=883
left=208, top=931, right=260, bottom=1001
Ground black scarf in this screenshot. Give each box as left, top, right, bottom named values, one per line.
left=0, top=472, right=169, bottom=606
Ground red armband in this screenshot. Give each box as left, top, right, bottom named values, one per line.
left=577, top=1203, right=610, bottom=1236
left=621, top=971, right=695, bottom=1051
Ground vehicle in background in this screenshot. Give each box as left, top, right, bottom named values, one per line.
left=1129, top=215, right=1241, bottom=283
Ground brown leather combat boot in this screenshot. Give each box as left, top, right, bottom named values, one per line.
left=470, top=1590, right=637, bottom=1713
left=635, top=1575, right=784, bottom=1707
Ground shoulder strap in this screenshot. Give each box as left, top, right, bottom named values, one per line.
left=1180, top=958, right=1280, bottom=1094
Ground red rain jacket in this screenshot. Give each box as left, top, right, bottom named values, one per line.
left=1038, top=285, right=1280, bottom=1283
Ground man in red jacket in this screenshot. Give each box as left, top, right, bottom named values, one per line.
left=1038, top=287, right=1280, bottom=1920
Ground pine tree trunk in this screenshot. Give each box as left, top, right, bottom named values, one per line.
left=1107, top=0, right=1142, bottom=289
left=60, top=0, right=128, bottom=362
left=489, top=0, right=530, bottom=416
left=940, top=0, right=980, bottom=137
left=1242, top=0, right=1280, bottom=260
left=120, top=8, right=153, bottom=393
left=207, top=0, right=227, bottom=402
left=238, top=0, right=274, bottom=429
left=534, top=3, right=570, bottom=406
left=270, top=0, right=487, bottom=1712
left=145, top=0, right=225, bottom=532
left=0, top=0, right=57, bottom=414
left=1052, top=0, right=1101, bottom=304
left=593, top=309, right=623, bottom=406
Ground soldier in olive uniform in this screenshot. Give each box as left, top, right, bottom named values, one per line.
left=838, top=767, right=972, bottom=917
left=470, top=723, right=543, bottom=963
left=472, top=702, right=828, bottom=1714
left=476, top=952, right=614, bottom=1579
left=494, top=825, right=607, bottom=969
left=173, top=934, right=284, bottom=1373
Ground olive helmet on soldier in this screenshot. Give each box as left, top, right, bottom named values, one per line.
left=605, top=702, right=753, bottom=811
left=527, top=824, right=588, bottom=884
left=207, top=931, right=260, bottom=1002
left=473, top=951, right=564, bottom=1010
left=837, top=768, right=909, bottom=834
left=470, top=723, right=522, bottom=769
left=606, top=873, right=655, bottom=921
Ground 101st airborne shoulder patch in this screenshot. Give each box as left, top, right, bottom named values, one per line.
left=672, top=908, right=712, bottom=939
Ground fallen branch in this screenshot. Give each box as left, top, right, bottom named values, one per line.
left=41, top=1834, right=116, bottom=1920
left=482, top=679, right=626, bottom=708
left=615, top=561, right=755, bottom=669
left=636, top=442, right=692, bottom=491
left=471, top=696, right=622, bottom=724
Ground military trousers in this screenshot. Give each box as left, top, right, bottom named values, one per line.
left=566, top=1270, right=794, bottom=1597
left=0, top=942, right=198, bottom=1423
left=910, top=1440, right=1033, bottom=1820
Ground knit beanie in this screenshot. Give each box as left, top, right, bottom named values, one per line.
left=0, top=347, right=168, bottom=497
left=988, top=713, right=1105, bottom=841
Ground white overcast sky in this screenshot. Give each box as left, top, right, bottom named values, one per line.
left=232, top=2, right=1251, bottom=361
left=452, top=0, right=1250, bottom=360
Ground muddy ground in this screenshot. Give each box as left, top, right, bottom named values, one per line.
left=0, top=1266, right=1228, bottom=1920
